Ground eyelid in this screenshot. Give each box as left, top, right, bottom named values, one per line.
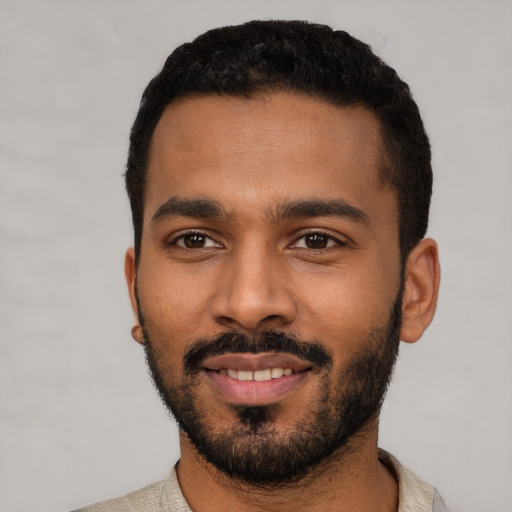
left=290, top=229, right=348, bottom=249
left=167, top=229, right=222, bottom=248
left=165, top=228, right=348, bottom=250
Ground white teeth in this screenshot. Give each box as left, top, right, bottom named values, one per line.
left=254, top=369, right=272, bottom=381
left=237, top=370, right=253, bottom=381
left=271, top=368, right=284, bottom=378
left=221, top=368, right=293, bottom=381
left=227, top=369, right=238, bottom=379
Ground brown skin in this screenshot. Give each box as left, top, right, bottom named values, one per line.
left=125, top=93, right=440, bottom=512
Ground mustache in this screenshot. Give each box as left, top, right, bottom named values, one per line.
left=183, top=330, right=332, bottom=372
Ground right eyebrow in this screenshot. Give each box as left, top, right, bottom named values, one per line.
left=151, top=197, right=224, bottom=225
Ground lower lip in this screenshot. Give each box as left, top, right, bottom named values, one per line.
left=205, top=370, right=310, bottom=406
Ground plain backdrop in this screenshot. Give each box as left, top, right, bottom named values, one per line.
left=1, top=1, right=511, bottom=511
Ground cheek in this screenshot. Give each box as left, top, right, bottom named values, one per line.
left=137, top=262, right=212, bottom=347
left=292, top=263, right=398, bottom=347
left=299, top=265, right=393, bottom=315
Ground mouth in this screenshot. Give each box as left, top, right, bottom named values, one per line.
left=219, top=367, right=294, bottom=381
left=202, top=352, right=315, bottom=406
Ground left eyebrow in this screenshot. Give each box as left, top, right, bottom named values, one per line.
left=269, top=199, right=370, bottom=225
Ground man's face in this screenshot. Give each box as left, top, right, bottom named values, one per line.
left=127, top=93, right=404, bottom=483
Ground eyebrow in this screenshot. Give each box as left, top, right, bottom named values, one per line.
left=151, top=196, right=370, bottom=226
left=152, top=197, right=224, bottom=224
left=269, top=199, right=370, bottom=225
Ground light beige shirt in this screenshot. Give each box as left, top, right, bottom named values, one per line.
left=75, top=450, right=447, bottom=512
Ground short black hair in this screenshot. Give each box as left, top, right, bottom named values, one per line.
left=126, top=20, right=432, bottom=261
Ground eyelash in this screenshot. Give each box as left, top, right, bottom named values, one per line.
left=168, top=229, right=345, bottom=251
left=169, top=230, right=220, bottom=249
left=292, top=230, right=346, bottom=250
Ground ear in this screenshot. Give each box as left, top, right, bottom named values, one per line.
left=400, top=238, right=440, bottom=344
left=124, top=247, right=144, bottom=345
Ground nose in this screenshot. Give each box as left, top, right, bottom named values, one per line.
left=210, top=246, right=297, bottom=332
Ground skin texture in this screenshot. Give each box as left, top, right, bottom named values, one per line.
left=125, top=92, right=440, bottom=512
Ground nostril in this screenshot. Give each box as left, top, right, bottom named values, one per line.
left=216, top=316, right=238, bottom=328
left=211, top=287, right=297, bottom=330
left=214, top=313, right=292, bottom=332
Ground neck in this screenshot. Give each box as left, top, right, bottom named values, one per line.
left=176, top=422, right=398, bottom=512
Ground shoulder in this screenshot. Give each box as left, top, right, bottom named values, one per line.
left=71, top=480, right=167, bottom=512
left=379, top=449, right=449, bottom=512
left=71, top=467, right=191, bottom=512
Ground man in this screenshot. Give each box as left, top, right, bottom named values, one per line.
left=77, top=20, right=445, bottom=511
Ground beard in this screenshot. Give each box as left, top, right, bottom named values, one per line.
left=140, top=291, right=402, bottom=486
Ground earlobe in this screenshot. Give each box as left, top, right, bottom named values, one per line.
left=125, top=248, right=144, bottom=344
left=131, top=323, right=144, bottom=345
left=400, top=238, right=441, bottom=344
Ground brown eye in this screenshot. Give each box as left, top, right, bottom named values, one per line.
left=293, top=232, right=340, bottom=250
left=183, top=234, right=207, bottom=248
left=304, top=233, right=329, bottom=249
left=174, top=232, right=219, bottom=249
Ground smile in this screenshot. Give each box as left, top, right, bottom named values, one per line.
left=202, top=352, right=314, bottom=406
left=219, top=367, right=293, bottom=381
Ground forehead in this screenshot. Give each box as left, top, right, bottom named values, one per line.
left=145, top=92, right=393, bottom=222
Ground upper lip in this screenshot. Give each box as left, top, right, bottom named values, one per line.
left=202, top=352, right=313, bottom=372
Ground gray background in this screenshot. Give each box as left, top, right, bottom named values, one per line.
left=1, top=1, right=511, bottom=511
